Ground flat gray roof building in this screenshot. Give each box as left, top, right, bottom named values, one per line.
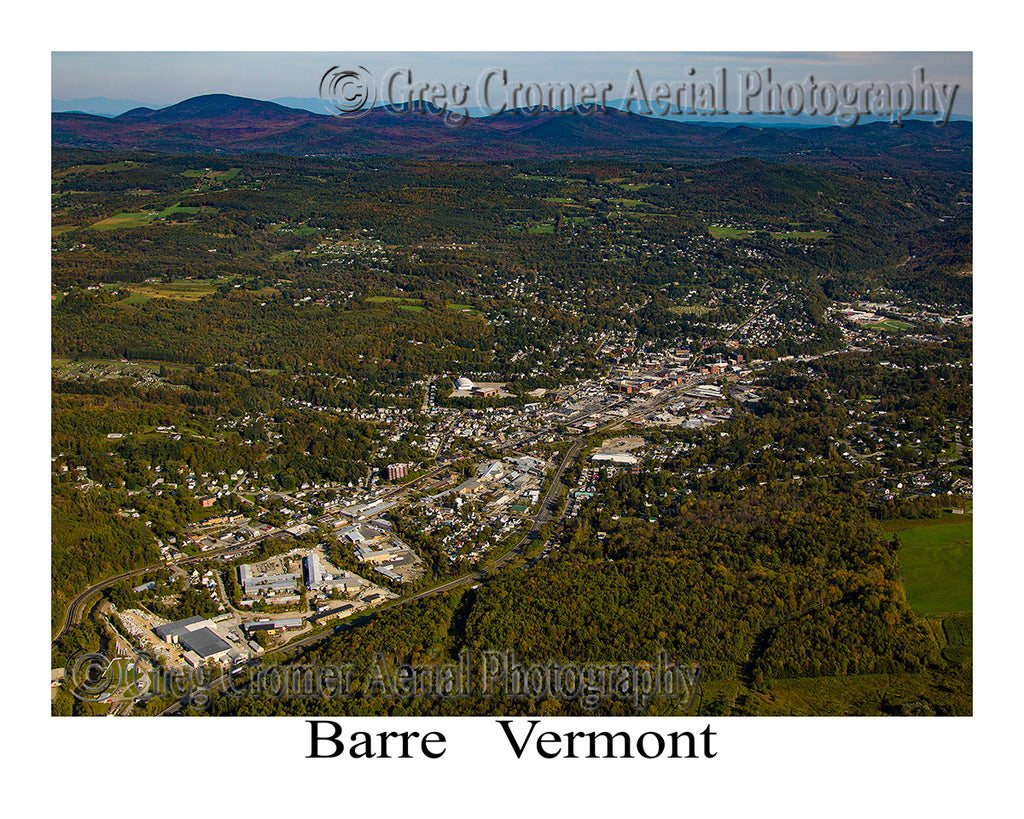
left=304, top=553, right=322, bottom=587
left=179, top=627, right=231, bottom=659
left=154, top=615, right=210, bottom=642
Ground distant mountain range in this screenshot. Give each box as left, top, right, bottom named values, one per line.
left=52, top=93, right=972, bottom=173
left=52, top=97, right=152, bottom=117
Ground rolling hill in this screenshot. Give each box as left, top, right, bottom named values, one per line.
left=51, top=93, right=972, bottom=173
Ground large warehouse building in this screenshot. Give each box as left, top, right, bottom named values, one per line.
left=152, top=615, right=233, bottom=664
left=239, top=564, right=298, bottom=595
left=304, top=553, right=322, bottom=588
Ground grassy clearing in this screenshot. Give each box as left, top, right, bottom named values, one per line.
left=871, top=318, right=915, bottom=332
left=120, top=279, right=225, bottom=303
left=89, top=212, right=157, bottom=230
left=941, top=613, right=972, bottom=664
left=708, top=225, right=753, bottom=239
left=708, top=226, right=830, bottom=241
left=365, top=296, right=482, bottom=315
left=897, top=519, right=972, bottom=616
left=449, top=303, right=484, bottom=316
left=54, top=161, right=142, bottom=179
left=87, top=202, right=213, bottom=230
left=771, top=230, right=831, bottom=240
left=880, top=510, right=972, bottom=535
left=157, top=204, right=201, bottom=218
left=527, top=224, right=555, bottom=234
left=367, top=295, right=424, bottom=311
left=751, top=666, right=972, bottom=715
left=367, top=296, right=424, bottom=306
left=182, top=168, right=241, bottom=181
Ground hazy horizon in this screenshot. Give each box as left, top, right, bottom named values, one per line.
left=52, top=52, right=973, bottom=121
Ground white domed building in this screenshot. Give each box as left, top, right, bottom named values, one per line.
left=455, top=377, right=474, bottom=391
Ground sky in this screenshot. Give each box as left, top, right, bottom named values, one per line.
left=51, top=51, right=972, bottom=118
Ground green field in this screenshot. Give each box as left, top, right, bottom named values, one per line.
left=89, top=211, right=158, bottom=230
left=367, top=296, right=424, bottom=308
left=527, top=224, right=555, bottom=234
left=158, top=204, right=201, bottom=218
left=872, top=318, right=915, bottom=332
left=54, top=161, right=142, bottom=179
left=708, top=226, right=830, bottom=241
left=898, top=519, right=972, bottom=615
left=771, top=230, right=831, bottom=240
left=366, top=295, right=425, bottom=312
left=881, top=509, right=971, bottom=534
left=366, top=296, right=481, bottom=315
left=88, top=202, right=214, bottom=230
left=941, top=613, right=972, bottom=664
left=708, top=225, right=754, bottom=239
left=121, top=279, right=226, bottom=303
left=272, top=223, right=320, bottom=236
left=182, top=167, right=241, bottom=181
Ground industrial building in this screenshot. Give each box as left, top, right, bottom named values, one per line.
left=356, top=543, right=407, bottom=564
left=591, top=452, right=639, bottom=465
left=152, top=615, right=233, bottom=664
left=310, top=603, right=355, bottom=624
left=239, top=564, right=298, bottom=595
left=242, top=618, right=304, bottom=633
left=304, top=553, right=322, bottom=588
left=510, top=455, right=546, bottom=474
